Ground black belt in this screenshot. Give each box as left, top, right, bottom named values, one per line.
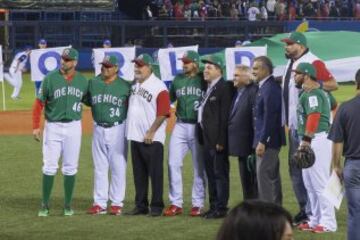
left=96, top=121, right=123, bottom=128
left=60, top=119, right=74, bottom=123
left=177, top=119, right=197, bottom=124
left=48, top=119, right=74, bottom=123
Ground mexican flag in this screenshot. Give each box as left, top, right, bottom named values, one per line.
left=250, top=31, right=360, bottom=82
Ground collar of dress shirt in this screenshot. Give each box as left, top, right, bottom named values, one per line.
left=237, top=87, right=245, bottom=95
left=258, top=75, right=272, bottom=89
left=208, top=76, right=222, bottom=90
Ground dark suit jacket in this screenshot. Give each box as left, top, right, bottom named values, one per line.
left=253, top=76, right=286, bottom=149
left=199, top=78, right=233, bottom=150
left=228, top=83, right=258, bottom=157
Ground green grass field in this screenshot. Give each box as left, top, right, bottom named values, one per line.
left=0, top=74, right=355, bottom=240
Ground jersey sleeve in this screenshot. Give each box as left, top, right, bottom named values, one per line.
left=32, top=99, right=44, bottom=129
left=156, top=90, right=171, bottom=117
left=305, top=112, right=321, bottom=135
left=18, top=54, right=27, bottom=63
left=312, top=60, right=333, bottom=82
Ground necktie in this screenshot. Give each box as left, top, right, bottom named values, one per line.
left=198, top=85, right=215, bottom=126
left=230, top=91, right=240, bottom=116
left=283, top=59, right=294, bottom=125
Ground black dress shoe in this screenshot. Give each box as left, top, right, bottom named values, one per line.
left=204, top=210, right=227, bottom=219
left=202, top=209, right=216, bottom=218
left=293, top=210, right=309, bottom=226
left=149, top=210, right=162, bottom=217
left=125, top=207, right=149, bottom=215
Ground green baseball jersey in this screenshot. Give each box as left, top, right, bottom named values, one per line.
left=38, top=70, right=88, bottom=122
left=297, top=88, right=331, bottom=136
left=87, top=75, right=131, bottom=124
left=170, top=73, right=203, bottom=122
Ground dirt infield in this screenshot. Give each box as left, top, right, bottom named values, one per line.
left=0, top=109, right=176, bottom=135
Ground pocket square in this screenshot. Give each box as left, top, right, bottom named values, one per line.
left=210, top=96, right=217, bottom=101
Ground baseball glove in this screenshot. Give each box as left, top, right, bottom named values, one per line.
left=293, top=145, right=315, bottom=169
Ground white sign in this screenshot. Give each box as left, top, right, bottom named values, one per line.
left=93, top=47, right=136, bottom=81
left=322, top=170, right=345, bottom=210
left=225, top=47, right=267, bottom=80
left=30, top=46, right=70, bottom=82
left=158, top=45, right=198, bottom=81
left=0, top=45, right=3, bottom=82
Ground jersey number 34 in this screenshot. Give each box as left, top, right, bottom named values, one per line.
left=110, top=108, right=120, bottom=118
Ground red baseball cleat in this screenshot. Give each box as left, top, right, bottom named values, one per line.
left=109, top=206, right=122, bottom=216
left=190, top=207, right=202, bottom=217
left=87, top=205, right=106, bottom=215
left=312, top=225, right=331, bottom=233
left=163, top=205, right=183, bottom=216
left=297, top=222, right=313, bottom=231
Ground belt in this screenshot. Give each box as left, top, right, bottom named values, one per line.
left=96, top=121, right=123, bottom=128
left=177, top=119, right=197, bottom=124
left=48, top=119, right=74, bottom=123
left=59, top=119, right=73, bottom=123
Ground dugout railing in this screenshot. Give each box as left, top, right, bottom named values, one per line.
left=0, top=20, right=285, bottom=61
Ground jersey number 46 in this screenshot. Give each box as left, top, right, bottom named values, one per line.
left=72, top=102, right=82, bottom=112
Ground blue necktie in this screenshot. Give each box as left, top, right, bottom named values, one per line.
left=231, top=91, right=240, bottom=116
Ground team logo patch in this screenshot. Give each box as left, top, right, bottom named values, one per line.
left=308, top=96, right=319, bottom=108
left=63, top=49, right=70, bottom=56
left=104, top=55, right=110, bottom=62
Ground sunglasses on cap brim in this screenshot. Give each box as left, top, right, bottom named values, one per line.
left=181, top=58, right=194, bottom=64
left=134, top=61, right=149, bottom=67
left=281, top=39, right=297, bottom=45
left=101, top=63, right=116, bottom=68
left=62, top=57, right=74, bottom=62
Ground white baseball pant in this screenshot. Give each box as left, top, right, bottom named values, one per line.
left=303, top=132, right=337, bottom=231
left=42, top=120, right=82, bottom=176
left=4, top=70, right=22, bottom=98
left=92, top=122, right=127, bottom=208
left=168, top=122, right=206, bottom=208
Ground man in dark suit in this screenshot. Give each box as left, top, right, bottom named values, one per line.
left=228, top=65, right=258, bottom=200
left=252, top=56, right=285, bottom=205
left=197, top=55, right=233, bottom=219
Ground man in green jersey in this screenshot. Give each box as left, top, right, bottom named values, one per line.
left=32, top=48, right=88, bottom=217
left=163, top=50, right=206, bottom=217
left=86, top=55, right=131, bottom=215
left=293, top=62, right=337, bottom=233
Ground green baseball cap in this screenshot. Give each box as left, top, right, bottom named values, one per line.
left=201, top=55, right=224, bottom=70
left=132, top=53, right=153, bottom=67
left=61, top=48, right=79, bottom=61
left=293, top=62, right=317, bottom=79
left=281, top=32, right=307, bottom=47
left=100, top=55, right=118, bottom=67
left=179, top=50, right=200, bottom=64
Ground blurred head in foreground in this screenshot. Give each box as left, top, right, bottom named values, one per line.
left=217, top=200, right=294, bottom=240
